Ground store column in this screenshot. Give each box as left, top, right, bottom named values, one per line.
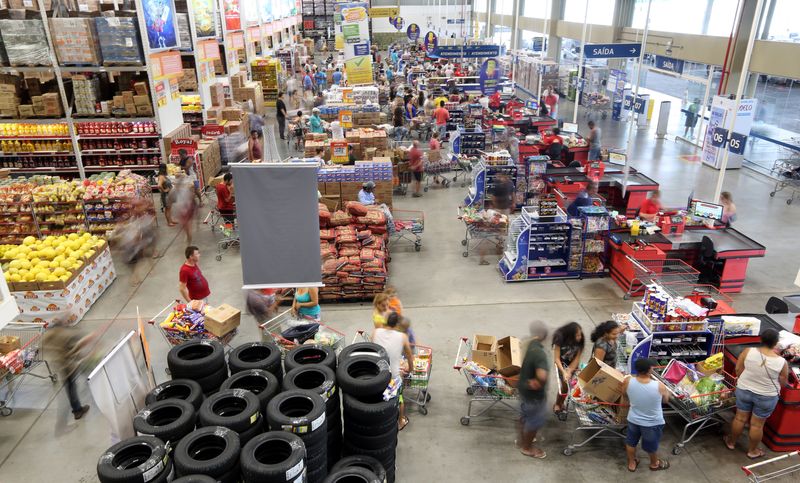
left=721, top=0, right=761, bottom=96
left=547, top=0, right=564, bottom=64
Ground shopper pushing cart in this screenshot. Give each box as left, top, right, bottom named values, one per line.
left=1, top=322, right=57, bottom=418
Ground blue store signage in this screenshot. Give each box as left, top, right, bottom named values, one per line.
left=633, top=97, right=646, bottom=114
left=431, top=44, right=500, bottom=59
left=655, top=55, right=684, bottom=75
left=583, top=43, right=641, bottom=59
left=623, top=95, right=633, bottom=110
left=407, top=23, right=420, bottom=41
left=728, top=132, right=748, bottom=155
left=710, top=127, right=728, bottom=148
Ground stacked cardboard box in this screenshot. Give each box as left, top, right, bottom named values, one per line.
left=162, top=123, right=192, bottom=156
left=209, top=83, right=225, bottom=108
left=50, top=18, right=102, bottom=66
left=197, top=138, right=221, bottom=185
left=95, top=17, right=144, bottom=65
left=0, top=77, right=20, bottom=118
left=0, top=20, right=51, bottom=66
left=176, top=13, right=191, bottom=50
left=338, top=181, right=393, bottom=209
left=73, top=75, right=100, bottom=116
left=231, top=81, right=265, bottom=115
left=304, top=139, right=329, bottom=159
left=179, top=68, right=198, bottom=91
left=76, top=0, right=100, bottom=11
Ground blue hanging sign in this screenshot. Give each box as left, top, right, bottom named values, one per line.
left=583, top=43, right=641, bottom=59
left=430, top=45, right=501, bottom=59
left=710, top=127, right=728, bottom=148
left=423, top=31, right=438, bottom=51
left=654, top=55, right=684, bottom=75
left=728, top=132, right=748, bottom=155
left=623, top=95, right=633, bottom=110
left=407, top=23, right=420, bottom=41
left=478, top=58, right=501, bottom=95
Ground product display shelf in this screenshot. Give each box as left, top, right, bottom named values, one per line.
left=0, top=201, right=36, bottom=244
left=447, top=108, right=465, bottom=133
left=463, top=158, right=518, bottom=209
left=577, top=206, right=610, bottom=277
left=251, top=58, right=282, bottom=106
left=499, top=206, right=581, bottom=282
left=301, top=0, right=335, bottom=37
left=452, top=127, right=485, bottom=156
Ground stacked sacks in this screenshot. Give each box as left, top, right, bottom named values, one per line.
left=266, top=390, right=328, bottom=483
left=198, top=389, right=264, bottom=446
left=336, top=345, right=397, bottom=483
left=240, top=431, right=307, bottom=483
left=167, top=340, right=228, bottom=395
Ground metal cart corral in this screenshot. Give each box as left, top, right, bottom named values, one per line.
left=260, top=309, right=345, bottom=356
left=0, top=322, right=56, bottom=416
left=388, top=209, right=424, bottom=252
left=652, top=360, right=737, bottom=455
left=742, top=451, right=800, bottom=482
left=454, top=337, right=519, bottom=426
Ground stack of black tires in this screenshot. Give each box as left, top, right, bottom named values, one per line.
left=336, top=343, right=397, bottom=483
left=167, top=340, right=228, bottom=395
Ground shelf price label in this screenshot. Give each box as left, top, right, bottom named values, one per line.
left=728, top=132, right=748, bottom=155
left=710, top=127, right=728, bottom=148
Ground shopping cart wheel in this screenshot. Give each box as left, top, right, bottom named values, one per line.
left=419, top=406, right=428, bottom=415
left=414, top=243, right=421, bottom=252
left=0, top=406, right=11, bottom=417
left=770, top=191, right=776, bottom=197
left=462, top=251, right=468, bottom=257
left=460, top=417, right=470, bottom=426
left=562, top=447, right=574, bottom=456
left=461, top=182, right=466, bottom=188
left=444, top=180, right=451, bottom=188
left=461, top=239, right=467, bottom=246
left=556, top=410, right=568, bottom=422
left=424, top=186, right=429, bottom=192
left=216, top=255, right=222, bottom=261
left=425, top=392, right=431, bottom=403
left=50, top=374, right=57, bottom=383
left=672, top=445, right=683, bottom=455
left=453, top=175, right=458, bottom=182
left=466, top=387, right=474, bottom=395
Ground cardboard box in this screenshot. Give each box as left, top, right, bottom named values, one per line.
left=136, top=104, right=153, bottom=115
left=615, top=394, right=629, bottom=424
left=112, top=95, right=124, bottom=108
left=133, top=81, right=148, bottom=96
left=205, top=303, right=241, bottom=337
left=0, top=335, right=20, bottom=354
left=471, top=334, right=497, bottom=369
left=496, top=336, right=523, bottom=377
left=577, top=357, right=626, bottom=403
left=133, top=95, right=150, bottom=106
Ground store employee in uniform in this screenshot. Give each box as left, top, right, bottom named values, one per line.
left=638, top=191, right=663, bottom=222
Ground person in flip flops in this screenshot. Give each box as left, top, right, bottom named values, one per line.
left=623, top=358, right=671, bottom=472
left=516, top=322, right=549, bottom=459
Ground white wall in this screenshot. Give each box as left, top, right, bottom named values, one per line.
left=373, top=5, right=471, bottom=36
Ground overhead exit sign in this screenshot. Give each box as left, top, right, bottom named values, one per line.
left=583, top=43, right=641, bottom=59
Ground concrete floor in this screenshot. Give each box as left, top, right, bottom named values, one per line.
left=1, top=104, right=799, bottom=482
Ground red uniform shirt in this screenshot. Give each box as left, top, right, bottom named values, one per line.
left=180, top=263, right=210, bottom=300
left=216, top=183, right=235, bottom=211
left=408, top=147, right=424, bottom=172
left=639, top=198, right=662, bottom=216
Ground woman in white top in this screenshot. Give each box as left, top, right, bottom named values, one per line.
left=725, top=329, right=789, bottom=459
left=373, top=312, right=414, bottom=431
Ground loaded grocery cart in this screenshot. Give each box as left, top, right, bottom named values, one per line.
left=393, top=161, right=412, bottom=196
left=454, top=337, right=519, bottom=426
left=560, top=384, right=629, bottom=456
left=260, top=308, right=345, bottom=356
left=652, top=359, right=736, bottom=455
left=0, top=322, right=56, bottom=417
left=387, top=210, right=424, bottom=253
left=424, top=150, right=454, bottom=190
left=458, top=206, right=509, bottom=258
left=742, top=451, right=800, bottom=482
left=149, top=300, right=238, bottom=349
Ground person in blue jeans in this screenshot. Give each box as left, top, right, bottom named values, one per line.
left=623, top=358, right=671, bottom=472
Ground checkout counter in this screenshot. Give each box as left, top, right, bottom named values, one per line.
left=723, top=314, right=800, bottom=451
left=545, top=166, right=660, bottom=217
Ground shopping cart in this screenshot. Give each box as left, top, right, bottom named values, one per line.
left=742, top=451, right=800, bottom=482
left=561, top=386, right=629, bottom=456
left=0, top=322, right=56, bottom=417
left=623, top=256, right=700, bottom=299
left=287, top=121, right=307, bottom=152
left=388, top=209, right=424, bottom=252
left=452, top=153, right=479, bottom=187
left=458, top=207, right=508, bottom=258
left=769, top=155, right=800, bottom=206
left=393, top=162, right=412, bottom=196
left=583, top=95, right=611, bottom=121
left=454, top=337, right=519, bottom=426
left=215, top=220, right=240, bottom=261
left=652, top=359, right=737, bottom=455
left=423, top=151, right=453, bottom=191
left=260, top=309, right=345, bottom=357
left=148, top=300, right=238, bottom=349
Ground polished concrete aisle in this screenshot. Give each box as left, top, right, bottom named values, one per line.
left=1, top=114, right=798, bottom=482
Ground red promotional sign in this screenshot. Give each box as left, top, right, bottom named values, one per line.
left=224, top=0, right=241, bottom=30
left=201, top=124, right=225, bottom=138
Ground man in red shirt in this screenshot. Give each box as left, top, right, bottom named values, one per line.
left=408, top=140, right=424, bottom=198
left=638, top=190, right=663, bottom=222
left=433, top=101, right=450, bottom=141
left=215, top=172, right=235, bottom=222
left=179, top=246, right=210, bottom=302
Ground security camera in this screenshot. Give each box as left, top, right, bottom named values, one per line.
left=665, top=40, right=673, bottom=56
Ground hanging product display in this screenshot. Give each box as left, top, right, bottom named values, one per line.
left=191, top=0, right=219, bottom=37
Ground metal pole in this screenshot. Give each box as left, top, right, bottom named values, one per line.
left=622, top=0, right=652, bottom=196
left=713, top=0, right=764, bottom=200
left=572, top=0, right=589, bottom=124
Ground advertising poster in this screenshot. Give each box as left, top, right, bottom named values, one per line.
left=407, top=23, right=420, bottom=41
left=701, top=96, right=757, bottom=169
left=370, top=6, right=398, bottom=17
left=190, top=0, right=217, bottom=38
left=423, top=31, right=437, bottom=51
left=391, top=16, right=404, bottom=30
left=155, top=81, right=167, bottom=107
left=259, top=0, right=273, bottom=23
left=224, top=0, right=241, bottom=30
left=143, top=0, right=179, bottom=51
left=334, top=3, right=344, bottom=51
left=169, top=78, right=180, bottom=100
left=479, top=58, right=501, bottom=95
left=340, top=2, right=372, bottom=84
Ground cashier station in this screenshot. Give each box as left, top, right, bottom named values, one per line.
left=723, top=313, right=800, bottom=451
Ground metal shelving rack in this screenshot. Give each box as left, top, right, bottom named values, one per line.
left=577, top=205, right=611, bottom=277
left=301, top=0, right=334, bottom=40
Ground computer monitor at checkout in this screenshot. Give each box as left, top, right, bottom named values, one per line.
left=561, top=122, right=578, bottom=134
left=690, top=200, right=724, bottom=221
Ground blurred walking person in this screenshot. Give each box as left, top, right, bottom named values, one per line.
left=171, top=176, right=197, bottom=245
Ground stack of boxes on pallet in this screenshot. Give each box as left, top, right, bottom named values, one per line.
left=0, top=76, right=21, bottom=118
left=50, top=18, right=102, bottom=66
left=230, top=73, right=265, bottom=115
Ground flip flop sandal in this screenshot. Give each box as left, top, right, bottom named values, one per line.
left=399, top=417, right=410, bottom=431
left=723, top=436, right=736, bottom=450
left=649, top=460, right=670, bottom=471
left=519, top=448, right=546, bottom=459
left=628, top=459, right=640, bottom=472
left=479, top=260, right=490, bottom=265
left=747, top=449, right=766, bottom=460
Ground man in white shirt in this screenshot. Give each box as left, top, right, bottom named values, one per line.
left=358, top=181, right=377, bottom=205
left=478, top=94, right=490, bottom=111
left=373, top=312, right=414, bottom=430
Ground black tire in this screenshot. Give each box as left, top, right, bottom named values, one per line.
left=342, top=417, right=395, bottom=436
left=285, top=344, right=337, bottom=373
left=172, top=476, right=216, bottom=483
left=266, top=389, right=327, bottom=434
left=336, top=356, right=391, bottom=398
left=342, top=441, right=396, bottom=462
left=307, top=464, right=328, bottom=483
left=338, top=343, right=389, bottom=364
left=343, top=428, right=397, bottom=450
left=151, top=461, right=174, bottom=483
left=167, top=340, right=225, bottom=379
left=322, top=467, right=381, bottom=483
left=220, top=369, right=280, bottom=416
left=173, top=426, right=240, bottom=477
left=331, top=456, right=386, bottom=483
left=240, top=431, right=306, bottom=483
left=297, top=420, right=328, bottom=450
left=305, top=439, right=327, bottom=471
left=342, top=393, right=399, bottom=425
left=283, top=364, right=337, bottom=403
left=216, top=463, right=242, bottom=483
left=133, top=399, right=197, bottom=444
left=97, top=435, right=168, bottom=483
left=237, top=415, right=265, bottom=446
left=198, top=389, right=261, bottom=433
left=194, top=364, right=229, bottom=395
left=228, top=342, right=281, bottom=375
left=145, top=379, right=204, bottom=411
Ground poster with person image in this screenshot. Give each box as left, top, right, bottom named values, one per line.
left=143, top=0, right=179, bottom=51
left=479, top=58, right=502, bottom=95
left=407, top=23, right=420, bottom=41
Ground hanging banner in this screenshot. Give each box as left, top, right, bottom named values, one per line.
left=390, top=16, right=404, bottom=30
left=143, top=0, right=179, bottom=51
left=223, top=0, right=241, bottom=30
left=407, top=23, right=420, bottom=41
left=340, top=2, right=373, bottom=85
left=334, top=3, right=344, bottom=51
left=190, top=0, right=217, bottom=38
left=430, top=44, right=500, bottom=58
left=478, top=58, right=501, bottom=95
left=423, top=31, right=438, bottom=51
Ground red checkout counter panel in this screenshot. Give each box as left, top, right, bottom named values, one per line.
left=608, top=228, right=766, bottom=294
left=545, top=167, right=659, bottom=217
left=723, top=314, right=800, bottom=451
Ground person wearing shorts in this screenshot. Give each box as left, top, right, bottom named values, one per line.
left=517, top=322, right=549, bottom=459
left=623, top=358, right=670, bottom=472
left=408, top=140, right=424, bottom=198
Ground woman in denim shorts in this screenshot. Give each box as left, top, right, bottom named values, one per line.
left=623, top=358, right=671, bottom=472
left=725, top=329, right=789, bottom=459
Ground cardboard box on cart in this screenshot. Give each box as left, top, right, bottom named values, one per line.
left=496, top=336, right=522, bottom=376
left=471, top=334, right=497, bottom=369
left=205, top=304, right=241, bottom=337
left=577, top=357, right=626, bottom=403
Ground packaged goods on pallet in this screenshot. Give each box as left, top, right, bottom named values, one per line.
left=0, top=20, right=51, bottom=66
left=50, top=18, right=102, bottom=66
left=95, top=17, right=144, bottom=65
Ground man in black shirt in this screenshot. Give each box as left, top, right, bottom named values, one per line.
left=392, top=99, right=407, bottom=142
left=276, top=91, right=287, bottom=140
left=517, top=322, right=549, bottom=459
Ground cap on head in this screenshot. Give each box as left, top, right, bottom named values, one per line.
left=363, top=181, right=375, bottom=190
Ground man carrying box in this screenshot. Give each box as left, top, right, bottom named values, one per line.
left=516, top=322, right=549, bottom=459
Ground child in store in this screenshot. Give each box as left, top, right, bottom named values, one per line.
left=373, top=293, right=391, bottom=328
left=398, top=316, right=416, bottom=346
left=384, top=286, right=404, bottom=316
